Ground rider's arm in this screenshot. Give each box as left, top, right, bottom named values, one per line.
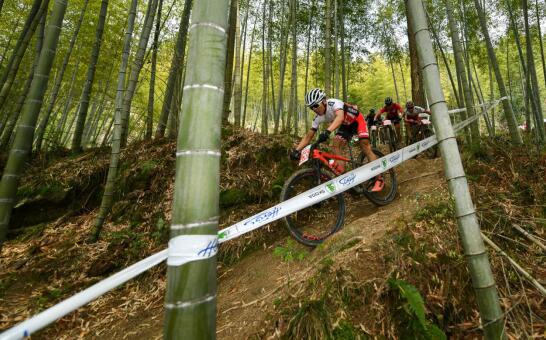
left=296, top=129, right=316, bottom=150
left=374, top=108, right=384, bottom=121
left=326, top=109, right=345, bottom=132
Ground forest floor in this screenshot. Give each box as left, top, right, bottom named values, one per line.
left=0, top=128, right=544, bottom=339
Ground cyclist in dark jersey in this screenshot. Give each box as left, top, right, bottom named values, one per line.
left=374, top=97, right=404, bottom=143
left=290, top=88, right=384, bottom=192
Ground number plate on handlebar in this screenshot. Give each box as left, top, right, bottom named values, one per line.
left=421, top=119, right=431, bottom=125
left=298, top=145, right=311, bottom=166
left=383, top=120, right=392, bottom=126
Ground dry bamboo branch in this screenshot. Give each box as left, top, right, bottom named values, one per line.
left=481, top=233, right=546, bottom=296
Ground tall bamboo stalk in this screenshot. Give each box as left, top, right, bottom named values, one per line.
left=222, top=0, right=238, bottom=124
left=146, top=0, right=163, bottom=139
left=71, top=0, right=109, bottom=152
left=0, top=0, right=68, bottom=248
left=408, top=1, right=505, bottom=338
left=34, top=0, right=89, bottom=151
left=91, top=0, right=138, bottom=241
left=325, top=0, right=332, bottom=95
left=120, top=0, right=158, bottom=147
left=163, top=0, right=229, bottom=337
left=474, top=0, right=522, bottom=144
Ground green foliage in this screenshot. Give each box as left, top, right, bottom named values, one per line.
left=388, top=279, right=446, bottom=340
left=220, top=188, right=249, bottom=207
left=414, top=201, right=454, bottom=222
left=273, top=239, right=308, bottom=262
left=107, top=228, right=145, bottom=259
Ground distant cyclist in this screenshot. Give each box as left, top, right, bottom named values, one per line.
left=404, top=100, right=431, bottom=142
left=374, top=97, right=404, bottom=143
left=290, top=88, right=384, bottom=192
left=366, top=108, right=377, bottom=128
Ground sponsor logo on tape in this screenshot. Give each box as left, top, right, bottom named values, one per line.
left=416, top=144, right=421, bottom=152
left=244, top=206, right=281, bottom=226
left=409, top=147, right=416, bottom=153
left=421, top=140, right=430, bottom=148
left=338, top=173, right=356, bottom=187
left=381, top=158, right=388, bottom=169
left=308, top=189, right=326, bottom=199
left=325, top=182, right=337, bottom=193
left=389, top=153, right=401, bottom=164
left=371, top=164, right=380, bottom=171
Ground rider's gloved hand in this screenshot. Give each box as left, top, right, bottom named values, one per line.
left=373, top=120, right=381, bottom=126
left=317, top=130, right=331, bottom=144
left=289, top=149, right=301, bottom=161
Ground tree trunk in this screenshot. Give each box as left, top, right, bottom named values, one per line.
left=0, top=0, right=67, bottom=247
left=155, top=0, right=192, bottom=138
left=50, top=60, right=80, bottom=149
left=261, top=0, right=269, bottom=134
left=324, top=0, right=332, bottom=95
left=407, top=2, right=506, bottom=338
left=233, top=3, right=245, bottom=127
left=222, top=0, right=238, bottom=124
left=339, top=0, right=347, bottom=102
left=288, top=0, right=298, bottom=134
left=274, top=0, right=289, bottom=134
left=120, top=0, right=158, bottom=147
left=523, top=0, right=544, bottom=140
left=146, top=0, right=163, bottom=139
left=474, top=0, right=522, bottom=144
left=242, top=18, right=256, bottom=128
left=71, top=0, right=109, bottom=152
left=535, top=0, right=546, bottom=89
left=91, top=0, right=138, bottom=241
left=163, top=0, right=229, bottom=336
left=446, top=0, right=475, bottom=143
left=304, top=0, right=314, bottom=99
left=405, top=0, right=425, bottom=106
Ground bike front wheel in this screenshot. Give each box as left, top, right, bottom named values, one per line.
left=280, top=168, right=345, bottom=246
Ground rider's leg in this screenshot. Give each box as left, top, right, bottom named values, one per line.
left=332, top=135, right=347, bottom=172
left=359, top=138, right=384, bottom=192
left=395, top=123, right=401, bottom=144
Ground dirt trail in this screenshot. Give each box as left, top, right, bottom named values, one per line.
left=85, top=156, right=448, bottom=340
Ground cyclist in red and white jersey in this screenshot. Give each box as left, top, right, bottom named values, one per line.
left=374, top=97, right=404, bottom=143
left=404, top=100, right=431, bottom=142
left=290, top=88, right=384, bottom=192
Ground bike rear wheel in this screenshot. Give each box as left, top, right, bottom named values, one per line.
left=386, top=126, right=398, bottom=152
left=350, top=149, right=397, bottom=206
left=280, top=168, right=345, bottom=246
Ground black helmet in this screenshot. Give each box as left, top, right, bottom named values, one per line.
left=369, top=108, right=375, bottom=114
left=384, top=97, right=393, bottom=106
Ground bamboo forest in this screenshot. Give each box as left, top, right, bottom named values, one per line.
left=0, top=0, right=545, bottom=338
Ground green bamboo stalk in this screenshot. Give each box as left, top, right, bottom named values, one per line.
left=91, top=0, right=139, bottom=241
left=146, top=0, right=163, bottom=139
left=0, top=0, right=68, bottom=247
left=34, top=0, right=89, bottom=151
left=119, top=0, right=158, bottom=147
left=163, top=0, right=229, bottom=337
left=408, top=1, right=505, bottom=338
left=445, top=0, right=474, bottom=143
left=474, top=0, right=522, bottom=144
left=222, top=0, right=238, bottom=124
left=71, top=0, right=109, bottom=152
left=155, top=0, right=192, bottom=139
left=0, top=12, right=45, bottom=149
left=0, top=0, right=48, bottom=110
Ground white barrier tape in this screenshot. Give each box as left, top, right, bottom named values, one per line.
left=0, top=249, right=168, bottom=340
left=2, top=97, right=507, bottom=339
left=217, top=135, right=437, bottom=243
left=167, top=235, right=218, bottom=266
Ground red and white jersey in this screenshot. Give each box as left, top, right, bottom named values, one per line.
left=311, top=99, right=361, bottom=130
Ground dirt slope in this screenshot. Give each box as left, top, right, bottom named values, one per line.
left=28, top=156, right=446, bottom=339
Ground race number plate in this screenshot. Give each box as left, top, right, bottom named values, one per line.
left=371, top=125, right=377, bottom=131
left=422, top=119, right=431, bottom=125
left=383, top=119, right=392, bottom=126
left=298, top=145, right=311, bottom=166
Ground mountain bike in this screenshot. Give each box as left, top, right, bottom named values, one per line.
left=280, top=139, right=397, bottom=246
left=407, top=118, right=437, bottom=158
left=381, top=119, right=399, bottom=153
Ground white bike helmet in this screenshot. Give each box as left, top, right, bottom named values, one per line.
left=305, top=88, right=326, bottom=107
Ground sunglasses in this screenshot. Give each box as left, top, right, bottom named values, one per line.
left=309, top=103, right=320, bottom=110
